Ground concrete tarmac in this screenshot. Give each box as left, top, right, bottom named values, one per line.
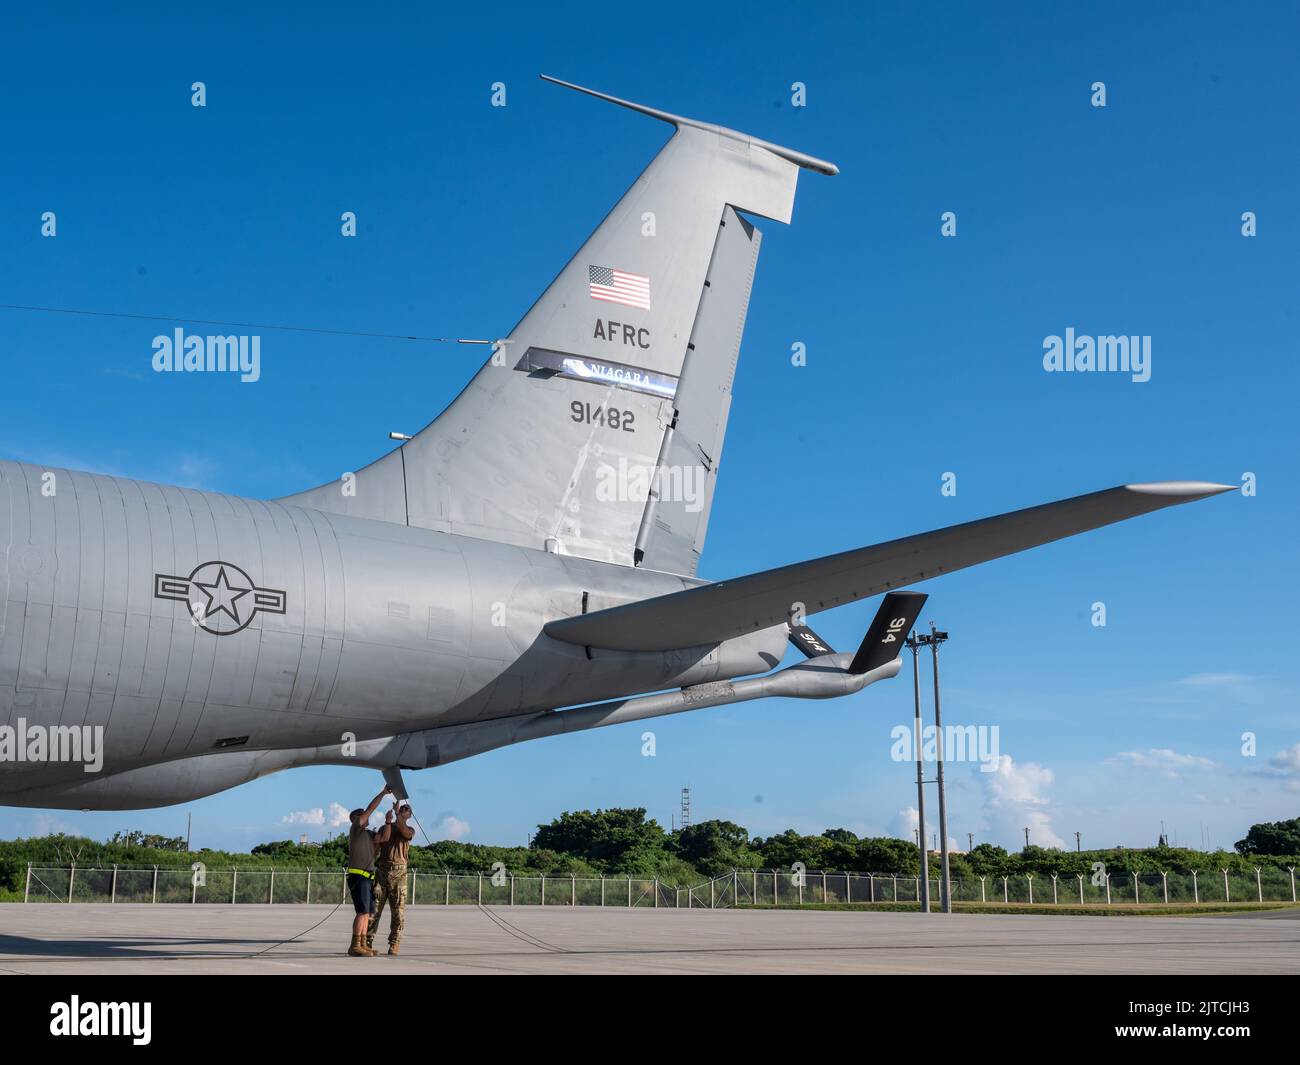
left=2, top=903, right=1297, bottom=974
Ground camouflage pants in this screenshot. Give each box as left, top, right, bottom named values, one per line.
left=367, top=865, right=408, bottom=948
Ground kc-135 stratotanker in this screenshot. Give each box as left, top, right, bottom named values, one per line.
left=0, top=76, right=1230, bottom=808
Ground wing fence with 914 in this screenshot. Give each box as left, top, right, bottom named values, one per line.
left=849, top=592, right=928, bottom=675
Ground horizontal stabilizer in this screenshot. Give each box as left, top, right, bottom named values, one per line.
left=540, top=75, right=839, bottom=175
left=543, top=481, right=1233, bottom=652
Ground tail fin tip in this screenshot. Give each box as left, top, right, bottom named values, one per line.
left=539, top=73, right=840, bottom=177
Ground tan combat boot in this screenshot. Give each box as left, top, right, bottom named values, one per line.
left=388, top=942, right=400, bottom=956
left=348, top=934, right=375, bottom=957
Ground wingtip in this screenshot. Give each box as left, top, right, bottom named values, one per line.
left=1125, top=481, right=1237, bottom=499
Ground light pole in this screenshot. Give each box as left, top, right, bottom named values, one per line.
left=906, top=633, right=930, bottom=915
left=917, top=623, right=951, bottom=913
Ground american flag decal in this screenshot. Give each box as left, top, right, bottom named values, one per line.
left=588, top=265, right=651, bottom=310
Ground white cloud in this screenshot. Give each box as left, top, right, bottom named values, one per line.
left=892, top=806, right=919, bottom=840
left=1115, top=748, right=1216, bottom=777
left=435, top=814, right=471, bottom=841
left=982, top=754, right=1064, bottom=849
left=283, top=802, right=353, bottom=829
left=1269, top=743, right=1300, bottom=773
left=1177, top=672, right=1256, bottom=688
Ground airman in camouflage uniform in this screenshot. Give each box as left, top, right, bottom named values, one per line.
left=367, top=801, right=414, bottom=955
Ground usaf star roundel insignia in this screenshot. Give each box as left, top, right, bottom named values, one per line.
left=154, top=562, right=287, bottom=636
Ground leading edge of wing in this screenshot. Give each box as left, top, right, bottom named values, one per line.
left=542, top=481, right=1234, bottom=652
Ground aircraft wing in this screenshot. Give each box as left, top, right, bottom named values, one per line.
left=543, top=481, right=1233, bottom=652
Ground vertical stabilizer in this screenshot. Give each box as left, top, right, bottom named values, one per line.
left=279, top=77, right=837, bottom=570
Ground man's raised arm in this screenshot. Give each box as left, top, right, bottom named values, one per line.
left=361, top=786, right=391, bottom=824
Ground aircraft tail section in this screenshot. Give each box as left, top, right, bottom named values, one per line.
left=279, top=77, right=836, bottom=570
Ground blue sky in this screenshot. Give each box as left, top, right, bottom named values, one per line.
left=2, top=2, right=1297, bottom=855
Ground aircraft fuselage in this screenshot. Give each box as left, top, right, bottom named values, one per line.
left=0, top=460, right=785, bottom=806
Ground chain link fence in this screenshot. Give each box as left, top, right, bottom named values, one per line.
left=21, top=865, right=678, bottom=907
left=692, top=867, right=1300, bottom=908
left=20, top=864, right=1299, bottom=908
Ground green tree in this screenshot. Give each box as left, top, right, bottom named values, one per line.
left=531, top=808, right=667, bottom=867
left=108, top=830, right=186, bottom=851
left=1235, top=817, right=1300, bottom=856
left=855, top=837, right=920, bottom=874
left=964, top=842, right=1010, bottom=876
left=672, top=820, right=759, bottom=877
left=251, top=840, right=302, bottom=859
left=753, top=829, right=828, bottom=870
left=822, top=828, right=859, bottom=844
